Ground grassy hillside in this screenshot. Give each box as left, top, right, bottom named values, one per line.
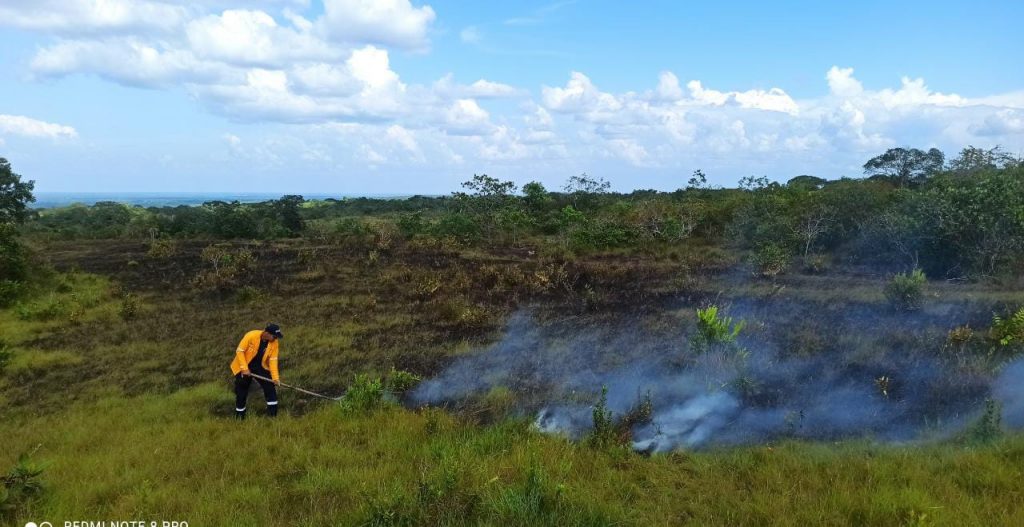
left=3, top=238, right=1024, bottom=525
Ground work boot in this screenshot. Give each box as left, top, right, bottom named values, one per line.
left=235, top=407, right=246, bottom=420
left=267, top=402, right=278, bottom=417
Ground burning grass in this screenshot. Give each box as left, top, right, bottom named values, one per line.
left=3, top=384, right=1024, bottom=525
left=5, top=237, right=1024, bottom=524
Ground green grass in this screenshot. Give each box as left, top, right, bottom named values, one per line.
left=5, top=239, right=1024, bottom=525
left=2, top=384, right=1024, bottom=526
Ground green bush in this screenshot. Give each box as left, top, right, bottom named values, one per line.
left=0, top=280, right=24, bottom=307
left=118, top=292, right=140, bottom=321
left=0, top=340, right=11, bottom=375
left=235, top=285, right=268, bottom=305
left=145, top=237, right=177, bottom=259
left=192, top=245, right=256, bottom=292
left=991, top=307, right=1024, bottom=346
left=16, top=294, right=68, bottom=321
left=885, top=268, right=927, bottom=311
left=696, top=306, right=745, bottom=344
left=751, top=244, right=790, bottom=278
left=1, top=452, right=44, bottom=522
left=588, top=386, right=615, bottom=447
left=339, top=373, right=388, bottom=413
left=385, top=368, right=422, bottom=393
left=965, top=399, right=1003, bottom=444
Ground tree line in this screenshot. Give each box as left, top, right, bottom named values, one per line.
left=5, top=144, right=1024, bottom=288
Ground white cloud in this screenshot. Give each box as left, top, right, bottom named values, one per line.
left=826, top=66, right=863, bottom=97
left=542, top=72, right=622, bottom=116
left=386, top=124, right=420, bottom=154
left=971, top=109, right=1024, bottom=136
left=445, top=99, right=494, bottom=136
left=433, top=74, right=523, bottom=99
left=186, top=9, right=339, bottom=67
left=0, top=0, right=187, bottom=35
left=686, top=80, right=798, bottom=114
left=320, top=0, right=436, bottom=50
left=877, top=76, right=965, bottom=108
left=30, top=38, right=231, bottom=88
left=655, top=71, right=683, bottom=101
left=0, top=114, right=78, bottom=139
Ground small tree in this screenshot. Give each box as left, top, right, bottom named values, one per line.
left=686, top=169, right=708, bottom=190
left=563, top=173, right=610, bottom=209
left=0, top=158, right=35, bottom=305
left=948, top=145, right=1019, bottom=174
left=863, top=147, right=944, bottom=188
left=521, top=181, right=552, bottom=212
left=272, top=194, right=305, bottom=235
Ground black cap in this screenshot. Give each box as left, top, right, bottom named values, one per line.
left=265, top=323, right=284, bottom=339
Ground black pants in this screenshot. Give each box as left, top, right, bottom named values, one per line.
left=234, top=372, right=278, bottom=417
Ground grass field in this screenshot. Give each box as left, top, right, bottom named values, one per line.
left=3, top=238, right=1024, bottom=526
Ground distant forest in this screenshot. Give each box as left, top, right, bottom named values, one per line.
left=12, top=145, right=1024, bottom=280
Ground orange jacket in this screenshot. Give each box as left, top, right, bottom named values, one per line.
left=230, top=329, right=280, bottom=381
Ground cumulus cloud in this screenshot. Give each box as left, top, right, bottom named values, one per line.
left=971, top=109, right=1024, bottom=136
left=186, top=9, right=339, bottom=67
left=319, top=0, right=436, bottom=50
left=0, top=0, right=187, bottom=35
left=433, top=74, right=524, bottom=99
left=445, top=99, right=495, bottom=136
left=30, top=37, right=231, bottom=88
left=826, top=66, right=864, bottom=97
left=0, top=114, right=78, bottom=139
left=6, top=0, right=1023, bottom=180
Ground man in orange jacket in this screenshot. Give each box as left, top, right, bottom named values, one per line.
left=231, top=323, right=283, bottom=419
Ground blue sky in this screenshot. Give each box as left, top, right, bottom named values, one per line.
left=1, top=0, right=1022, bottom=193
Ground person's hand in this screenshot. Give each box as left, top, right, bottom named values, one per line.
left=240, top=368, right=250, bottom=376
left=273, top=379, right=280, bottom=386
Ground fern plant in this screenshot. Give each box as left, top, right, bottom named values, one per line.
left=696, top=306, right=745, bottom=344
left=991, top=307, right=1024, bottom=346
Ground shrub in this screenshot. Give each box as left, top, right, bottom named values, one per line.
left=0, top=340, right=11, bottom=375
left=385, top=368, right=421, bottom=393
left=145, top=237, right=177, bottom=259
left=339, top=373, right=388, bottom=413
left=118, top=292, right=140, bottom=321
left=0, top=280, right=24, bottom=307
left=991, top=308, right=1024, bottom=346
left=16, top=294, right=68, bottom=321
left=1, top=452, right=44, bottom=522
left=751, top=244, right=790, bottom=278
left=966, top=398, right=1002, bottom=444
left=618, top=390, right=654, bottom=432
left=235, top=285, right=268, bottom=305
left=884, top=268, right=927, bottom=311
left=801, top=253, right=829, bottom=274
left=192, top=245, right=256, bottom=292
left=696, top=306, right=745, bottom=344
left=588, top=386, right=615, bottom=447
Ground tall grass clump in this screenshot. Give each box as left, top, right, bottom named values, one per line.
left=885, top=268, right=927, bottom=311
left=965, top=398, right=1003, bottom=444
